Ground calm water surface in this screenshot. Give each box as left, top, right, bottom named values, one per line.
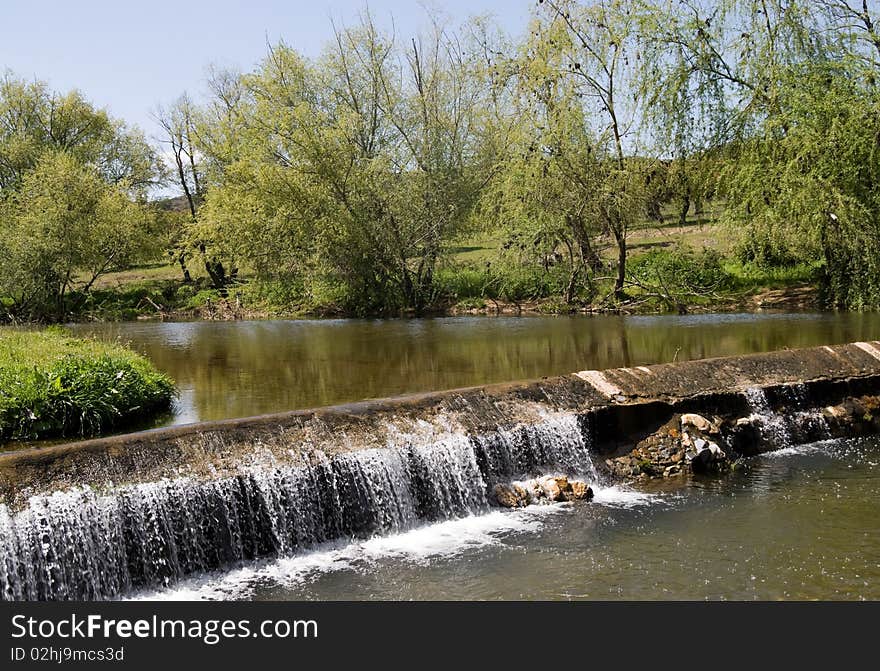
left=70, top=312, right=880, bottom=426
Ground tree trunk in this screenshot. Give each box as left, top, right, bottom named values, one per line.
left=679, top=188, right=691, bottom=227
left=614, top=228, right=627, bottom=298
left=178, top=253, right=192, bottom=283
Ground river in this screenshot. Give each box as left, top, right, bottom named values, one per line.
left=61, top=313, right=880, bottom=601
left=69, top=312, right=880, bottom=427
left=134, top=436, right=880, bottom=601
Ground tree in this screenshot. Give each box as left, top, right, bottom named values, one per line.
left=531, top=0, right=652, bottom=297
left=655, top=0, right=880, bottom=308
left=0, top=74, right=163, bottom=321
left=0, top=73, right=162, bottom=195
left=0, top=152, right=153, bottom=321
left=195, top=13, right=496, bottom=314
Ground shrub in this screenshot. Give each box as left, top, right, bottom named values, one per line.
left=629, top=247, right=735, bottom=294
left=0, top=330, right=175, bottom=440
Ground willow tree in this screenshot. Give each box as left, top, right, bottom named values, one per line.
left=656, top=0, right=880, bottom=307
left=482, top=23, right=607, bottom=305
left=529, top=0, right=653, bottom=298
left=197, top=14, right=496, bottom=314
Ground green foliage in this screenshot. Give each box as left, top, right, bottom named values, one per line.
left=629, top=248, right=735, bottom=294
left=0, top=152, right=156, bottom=321
left=435, top=267, right=489, bottom=301
left=7, top=2, right=880, bottom=317
left=0, top=330, right=175, bottom=440
left=721, top=62, right=880, bottom=308
left=0, top=73, right=163, bottom=193
left=0, top=74, right=163, bottom=321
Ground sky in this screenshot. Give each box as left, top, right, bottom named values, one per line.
left=1, top=0, right=530, bottom=140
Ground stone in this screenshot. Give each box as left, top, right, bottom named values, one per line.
left=823, top=405, right=847, bottom=419
left=570, top=480, right=594, bottom=501
left=694, top=438, right=707, bottom=452
left=680, top=413, right=719, bottom=434
left=735, top=417, right=752, bottom=427
left=690, top=442, right=727, bottom=473
left=663, top=464, right=681, bottom=477
left=539, top=476, right=563, bottom=502
left=492, top=483, right=522, bottom=508
left=512, top=483, right=531, bottom=505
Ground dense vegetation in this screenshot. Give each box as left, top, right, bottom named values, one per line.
left=0, top=330, right=175, bottom=440
left=1, top=0, right=879, bottom=320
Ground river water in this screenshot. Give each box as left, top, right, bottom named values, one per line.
left=12, top=313, right=879, bottom=600
left=70, top=312, right=880, bottom=427
left=133, top=436, right=880, bottom=601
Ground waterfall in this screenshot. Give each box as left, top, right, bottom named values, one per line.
left=744, top=385, right=831, bottom=448
left=0, top=413, right=595, bottom=601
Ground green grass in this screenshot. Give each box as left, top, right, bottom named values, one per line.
left=0, top=329, right=176, bottom=440
left=723, top=260, right=820, bottom=289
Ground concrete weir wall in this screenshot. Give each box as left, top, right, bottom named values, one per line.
left=2, top=340, right=880, bottom=507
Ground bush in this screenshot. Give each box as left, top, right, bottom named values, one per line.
left=0, top=330, right=175, bottom=440
left=629, top=247, right=735, bottom=294
left=435, top=267, right=489, bottom=300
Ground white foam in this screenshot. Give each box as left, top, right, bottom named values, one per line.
left=132, top=485, right=661, bottom=601
left=760, top=441, right=834, bottom=459
left=130, top=508, right=554, bottom=601
left=591, top=485, right=658, bottom=508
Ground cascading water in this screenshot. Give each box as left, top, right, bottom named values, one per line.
left=744, top=385, right=831, bottom=447
left=0, top=413, right=596, bottom=601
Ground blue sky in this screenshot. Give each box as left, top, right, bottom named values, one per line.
left=1, top=1, right=530, bottom=139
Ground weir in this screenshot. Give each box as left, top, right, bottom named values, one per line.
left=1, top=341, right=880, bottom=600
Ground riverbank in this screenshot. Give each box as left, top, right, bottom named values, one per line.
left=0, top=329, right=175, bottom=441
left=43, top=269, right=819, bottom=323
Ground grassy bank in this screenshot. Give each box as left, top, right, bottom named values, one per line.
left=0, top=329, right=175, bottom=441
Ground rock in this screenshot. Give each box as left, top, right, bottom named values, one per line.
left=554, top=476, right=572, bottom=493
left=693, top=438, right=707, bottom=452
left=823, top=405, right=847, bottom=419
left=512, top=483, right=531, bottom=505
left=671, top=451, right=684, bottom=463
left=680, top=413, right=719, bottom=434
left=570, top=480, right=594, bottom=501
left=690, top=442, right=727, bottom=473
left=492, top=483, right=523, bottom=508
left=663, top=464, right=682, bottom=477
left=735, top=417, right=751, bottom=427
left=538, top=476, right=572, bottom=502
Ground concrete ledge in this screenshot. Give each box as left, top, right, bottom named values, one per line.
left=1, top=340, right=879, bottom=505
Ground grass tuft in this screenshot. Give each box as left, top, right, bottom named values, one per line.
left=0, top=329, right=176, bottom=440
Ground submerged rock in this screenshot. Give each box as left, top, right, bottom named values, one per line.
left=690, top=441, right=728, bottom=474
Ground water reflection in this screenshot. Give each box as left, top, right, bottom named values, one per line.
left=64, top=312, right=880, bottom=426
